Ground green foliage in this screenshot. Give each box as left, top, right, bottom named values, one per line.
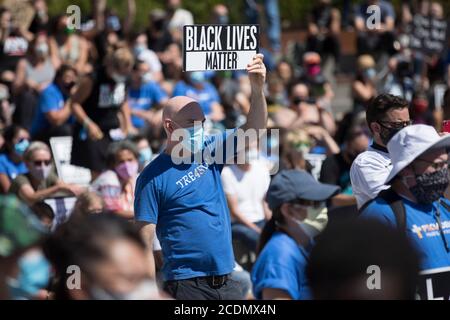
left=45, top=0, right=450, bottom=31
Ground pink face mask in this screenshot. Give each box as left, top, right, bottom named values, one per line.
left=307, top=64, right=321, bottom=77
left=115, top=161, right=138, bottom=180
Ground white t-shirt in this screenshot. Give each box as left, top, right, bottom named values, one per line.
left=168, top=8, right=194, bottom=31
left=137, top=49, right=162, bottom=74
left=221, top=161, right=270, bottom=223
left=350, top=145, right=392, bottom=209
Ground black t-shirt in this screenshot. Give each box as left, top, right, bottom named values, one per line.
left=319, top=153, right=352, bottom=194
left=80, top=67, right=127, bottom=132
left=311, top=4, right=332, bottom=29
left=0, top=30, right=28, bottom=73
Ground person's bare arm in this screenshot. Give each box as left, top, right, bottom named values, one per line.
left=136, top=221, right=156, bottom=279
left=241, top=54, right=267, bottom=133
left=120, top=101, right=136, bottom=136
left=93, top=0, right=106, bottom=32
left=352, top=81, right=375, bottom=101
left=330, top=8, right=341, bottom=35
left=226, top=194, right=261, bottom=233
left=263, top=200, right=272, bottom=221
left=18, top=183, right=68, bottom=206
left=355, top=16, right=365, bottom=32
left=122, top=0, right=136, bottom=37
left=71, top=76, right=104, bottom=140
left=0, top=174, right=11, bottom=193
left=75, top=37, right=89, bottom=73
left=49, top=38, right=61, bottom=70
left=331, top=194, right=357, bottom=207
left=384, top=16, right=395, bottom=32
left=45, top=100, right=72, bottom=126
left=12, top=59, right=27, bottom=93
left=262, top=288, right=293, bottom=300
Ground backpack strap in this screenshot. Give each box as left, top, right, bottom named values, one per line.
left=359, top=188, right=407, bottom=231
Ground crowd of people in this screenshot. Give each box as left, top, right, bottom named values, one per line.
left=0, top=0, right=450, bottom=301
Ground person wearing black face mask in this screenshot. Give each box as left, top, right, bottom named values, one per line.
left=350, top=93, right=410, bottom=209
left=320, top=126, right=369, bottom=208
left=30, top=64, right=77, bottom=143
left=361, top=124, right=450, bottom=271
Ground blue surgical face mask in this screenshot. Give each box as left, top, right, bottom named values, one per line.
left=363, top=68, right=376, bottom=80
left=181, top=124, right=204, bottom=154
left=14, top=139, right=30, bottom=156
left=139, top=147, right=153, bottom=166
left=133, top=44, right=146, bottom=57
left=7, top=249, right=51, bottom=300
left=190, top=72, right=205, bottom=85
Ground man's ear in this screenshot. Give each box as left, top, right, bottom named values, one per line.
left=370, top=122, right=381, bottom=134
left=164, top=120, right=172, bottom=133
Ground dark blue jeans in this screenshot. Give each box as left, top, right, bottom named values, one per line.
left=232, top=220, right=266, bottom=252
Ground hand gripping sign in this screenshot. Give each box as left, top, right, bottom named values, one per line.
left=183, top=24, right=259, bottom=72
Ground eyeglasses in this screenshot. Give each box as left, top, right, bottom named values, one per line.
left=378, top=120, right=413, bottom=130
left=415, top=158, right=449, bottom=170
left=292, top=96, right=315, bottom=105
left=33, top=160, right=51, bottom=166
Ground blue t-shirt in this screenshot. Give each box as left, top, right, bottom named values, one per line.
left=355, top=0, right=395, bottom=23
left=251, top=232, right=311, bottom=300
left=134, top=130, right=237, bottom=281
left=361, top=196, right=450, bottom=270
left=0, top=154, right=28, bottom=181
left=127, top=81, right=167, bottom=128
left=31, top=83, right=71, bottom=136
left=172, top=81, right=220, bottom=116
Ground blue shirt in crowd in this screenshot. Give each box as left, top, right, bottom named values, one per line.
left=361, top=196, right=450, bottom=270
left=31, top=83, right=71, bottom=136
left=0, top=154, right=28, bottom=181
left=134, top=130, right=237, bottom=281
left=127, top=81, right=167, bottom=128
left=172, top=81, right=220, bottom=116
left=251, top=232, right=311, bottom=300
left=355, top=0, right=395, bottom=23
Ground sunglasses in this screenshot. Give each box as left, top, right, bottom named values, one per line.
left=33, top=160, right=51, bottom=166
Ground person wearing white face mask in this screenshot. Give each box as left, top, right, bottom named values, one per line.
left=9, top=141, right=83, bottom=207
left=70, top=47, right=136, bottom=179
left=91, top=140, right=140, bottom=220
left=251, top=169, right=340, bottom=300
left=13, top=33, right=59, bottom=131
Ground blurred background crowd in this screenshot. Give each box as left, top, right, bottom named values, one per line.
left=0, top=0, right=449, bottom=300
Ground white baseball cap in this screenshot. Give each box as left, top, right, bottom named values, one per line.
left=385, top=124, right=450, bottom=183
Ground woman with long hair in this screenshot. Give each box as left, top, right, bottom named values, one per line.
left=251, top=169, right=339, bottom=300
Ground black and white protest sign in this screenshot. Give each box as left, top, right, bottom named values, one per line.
left=416, top=266, right=450, bottom=300
left=183, top=24, right=259, bottom=72
left=409, top=14, right=448, bottom=56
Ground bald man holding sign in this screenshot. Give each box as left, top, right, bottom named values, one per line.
left=134, top=54, right=267, bottom=300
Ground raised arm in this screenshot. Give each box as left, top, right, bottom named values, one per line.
left=241, top=54, right=267, bottom=132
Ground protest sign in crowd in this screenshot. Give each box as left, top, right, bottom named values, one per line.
left=1, top=0, right=450, bottom=301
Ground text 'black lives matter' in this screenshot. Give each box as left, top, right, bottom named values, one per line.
left=183, top=24, right=259, bottom=72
